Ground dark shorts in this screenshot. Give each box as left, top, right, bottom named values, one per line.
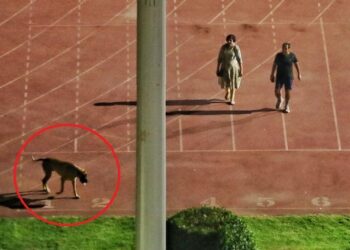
left=275, top=77, right=293, bottom=90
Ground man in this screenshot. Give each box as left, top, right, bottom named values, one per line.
left=270, top=42, right=301, bottom=113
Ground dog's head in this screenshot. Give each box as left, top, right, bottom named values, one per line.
left=78, top=170, right=88, bottom=185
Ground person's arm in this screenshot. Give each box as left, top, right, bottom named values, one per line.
left=216, top=46, right=223, bottom=76
left=270, top=62, right=277, bottom=82
left=294, top=62, right=301, bottom=80
left=236, top=45, right=243, bottom=76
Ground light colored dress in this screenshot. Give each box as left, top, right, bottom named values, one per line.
left=217, top=44, right=242, bottom=89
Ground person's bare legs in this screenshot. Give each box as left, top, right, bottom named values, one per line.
left=284, top=89, right=291, bottom=113
left=275, top=86, right=283, bottom=110
left=230, top=88, right=236, bottom=105
left=225, top=87, right=231, bottom=101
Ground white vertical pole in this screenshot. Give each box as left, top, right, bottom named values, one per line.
left=136, top=0, right=166, bottom=249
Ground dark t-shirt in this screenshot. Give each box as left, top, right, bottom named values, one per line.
left=274, top=52, right=298, bottom=80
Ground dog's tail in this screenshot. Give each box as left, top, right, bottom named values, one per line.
left=32, top=155, right=45, bottom=162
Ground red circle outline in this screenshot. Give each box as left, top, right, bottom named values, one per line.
left=13, top=123, right=121, bottom=227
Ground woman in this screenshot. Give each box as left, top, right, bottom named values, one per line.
left=216, top=34, right=243, bottom=105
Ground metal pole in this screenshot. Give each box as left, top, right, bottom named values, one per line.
left=136, top=0, right=166, bottom=249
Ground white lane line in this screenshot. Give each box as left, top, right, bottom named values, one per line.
left=0, top=0, right=37, bottom=27
left=98, top=2, right=326, bottom=152
left=0, top=0, right=134, bottom=89
left=74, top=0, right=82, bottom=153
left=126, top=0, right=131, bottom=152
left=268, top=0, right=288, bottom=150
left=0, top=76, right=135, bottom=149
left=0, top=0, right=335, bottom=154
left=0, top=3, right=327, bottom=154
left=310, top=0, right=336, bottom=25
left=0, top=1, right=286, bottom=175
left=318, top=1, right=341, bottom=150
left=229, top=105, right=236, bottom=151
left=172, top=0, right=184, bottom=152
left=220, top=0, right=236, bottom=151
left=20, top=0, right=35, bottom=187
left=167, top=0, right=239, bottom=56
left=208, top=0, right=236, bottom=24
left=21, top=148, right=350, bottom=155
left=167, top=0, right=187, bottom=17
left=158, top=0, right=337, bottom=152
left=0, top=0, right=185, bottom=118
left=258, top=0, right=286, bottom=25
left=0, top=42, right=135, bottom=118
left=0, top=0, right=88, bottom=60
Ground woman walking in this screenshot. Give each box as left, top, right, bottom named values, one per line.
left=216, top=34, right=243, bottom=105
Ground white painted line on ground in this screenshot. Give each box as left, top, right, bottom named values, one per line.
left=19, top=0, right=35, bottom=187
left=0, top=0, right=338, bottom=159
left=318, top=1, right=341, bottom=150
left=0, top=0, right=134, bottom=89
left=172, top=0, right=184, bottom=152
left=0, top=0, right=88, bottom=60
left=268, top=0, right=289, bottom=150
left=178, top=119, right=184, bottom=152
left=19, top=148, right=350, bottom=155
left=126, top=0, right=132, bottom=152
left=74, top=0, right=82, bottom=153
left=219, top=0, right=236, bottom=151
left=0, top=0, right=37, bottom=27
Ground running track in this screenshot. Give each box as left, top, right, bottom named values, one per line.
left=0, top=0, right=350, bottom=218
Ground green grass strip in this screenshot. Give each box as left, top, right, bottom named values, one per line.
left=243, top=215, right=350, bottom=250
left=0, top=216, right=135, bottom=250
left=1, top=215, right=350, bottom=249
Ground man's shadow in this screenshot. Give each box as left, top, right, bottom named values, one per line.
left=0, top=190, right=48, bottom=209
left=0, top=190, right=76, bottom=209
left=94, top=99, right=276, bottom=116
left=166, top=108, right=276, bottom=116
left=94, top=99, right=225, bottom=107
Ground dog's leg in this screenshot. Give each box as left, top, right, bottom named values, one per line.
left=42, top=171, right=52, bottom=193
left=56, top=177, right=65, bottom=194
left=72, top=178, right=80, bottom=199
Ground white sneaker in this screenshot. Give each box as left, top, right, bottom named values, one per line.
left=284, top=105, right=290, bottom=113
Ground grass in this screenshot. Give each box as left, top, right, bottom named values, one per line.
left=243, top=215, right=350, bottom=250
left=0, top=216, right=135, bottom=250
left=1, top=215, right=350, bottom=249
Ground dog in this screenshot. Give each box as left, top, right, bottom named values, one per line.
left=32, top=156, right=88, bottom=199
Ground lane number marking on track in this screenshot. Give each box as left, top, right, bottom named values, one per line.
left=256, top=197, right=275, bottom=207
left=200, top=197, right=218, bottom=207
left=311, top=196, right=331, bottom=207
left=43, top=200, right=54, bottom=209
left=92, top=198, right=110, bottom=208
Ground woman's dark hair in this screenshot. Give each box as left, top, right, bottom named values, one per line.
left=226, top=34, right=236, bottom=42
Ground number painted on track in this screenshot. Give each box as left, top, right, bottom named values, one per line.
left=256, top=197, right=275, bottom=207
left=200, top=197, right=218, bottom=207
left=311, top=197, right=331, bottom=207
left=92, top=198, right=110, bottom=208
left=43, top=200, right=54, bottom=209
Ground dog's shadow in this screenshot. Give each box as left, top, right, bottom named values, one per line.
left=0, top=190, right=76, bottom=209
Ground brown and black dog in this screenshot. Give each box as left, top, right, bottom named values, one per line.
left=32, top=156, right=88, bottom=199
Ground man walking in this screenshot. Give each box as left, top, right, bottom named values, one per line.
left=270, top=42, right=301, bottom=113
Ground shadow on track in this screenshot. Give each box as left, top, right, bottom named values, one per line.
left=166, top=108, right=275, bottom=116
left=0, top=190, right=75, bottom=209
left=94, top=99, right=226, bottom=107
